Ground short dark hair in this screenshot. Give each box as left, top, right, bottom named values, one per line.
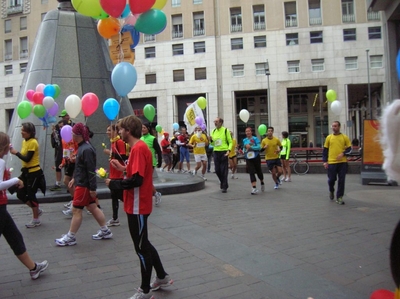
left=21, top=122, right=36, bottom=138
left=333, top=121, right=341, bottom=127
left=282, top=131, right=289, bottom=138
left=268, top=126, right=274, bottom=131
left=120, top=115, right=142, bottom=139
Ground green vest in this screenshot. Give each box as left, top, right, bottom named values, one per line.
left=140, top=133, right=157, bottom=166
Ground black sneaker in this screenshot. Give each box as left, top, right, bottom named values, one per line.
left=50, top=184, right=61, bottom=191
left=329, top=192, right=334, bottom=200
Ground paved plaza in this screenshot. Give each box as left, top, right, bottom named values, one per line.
left=0, top=171, right=399, bottom=299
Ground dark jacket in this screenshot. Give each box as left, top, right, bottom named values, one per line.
left=74, top=141, right=97, bottom=191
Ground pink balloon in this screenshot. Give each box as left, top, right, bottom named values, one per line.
left=47, top=102, right=59, bottom=117
left=32, top=92, right=44, bottom=105
left=26, top=89, right=35, bottom=101
left=60, top=125, right=73, bottom=142
left=36, top=83, right=45, bottom=93
left=100, top=0, right=126, bottom=18
left=81, top=92, right=99, bottom=117
left=125, top=13, right=138, bottom=26
left=129, top=0, right=155, bottom=14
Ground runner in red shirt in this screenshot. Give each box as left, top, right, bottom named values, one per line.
left=106, top=115, right=173, bottom=298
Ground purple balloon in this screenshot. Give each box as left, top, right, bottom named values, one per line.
left=200, top=123, right=206, bottom=131
left=47, top=102, right=59, bottom=117
left=60, top=125, right=72, bottom=142
left=195, top=116, right=203, bottom=126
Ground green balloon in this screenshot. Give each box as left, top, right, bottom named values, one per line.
left=53, top=84, right=61, bottom=99
left=258, top=124, right=267, bottom=136
left=326, top=89, right=337, bottom=102
left=143, top=104, right=156, bottom=122
left=155, top=125, right=162, bottom=133
left=197, top=97, right=207, bottom=109
left=33, top=104, right=46, bottom=118
left=17, top=101, right=32, bottom=119
left=71, top=0, right=103, bottom=18
left=134, top=9, right=167, bottom=35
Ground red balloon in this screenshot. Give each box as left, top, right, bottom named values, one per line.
left=32, top=92, right=44, bottom=105
left=370, top=289, right=395, bottom=299
left=81, top=92, right=99, bottom=117
left=100, top=0, right=126, bottom=18
left=129, top=0, right=156, bottom=14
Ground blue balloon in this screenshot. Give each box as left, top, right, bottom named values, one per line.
left=172, top=123, right=179, bottom=131
left=397, top=49, right=400, bottom=82
left=43, top=84, right=56, bottom=97
left=120, top=4, right=130, bottom=18
left=121, top=25, right=140, bottom=50
left=111, top=62, right=137, bottom=97
left=103, top=98, right=120, bottom=121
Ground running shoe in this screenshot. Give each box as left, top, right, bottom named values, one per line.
left=25, top=220, right=41, bottom=228
left=55, top=234, right=77, bottom=246
left=92, top=229, right=113, bottom=240
left=150, top=275, right=174, bottom=291
left=30, top=260, right=49, bottom=280
left=251, top=188, right=259, bottom=195
left=106, top=218, right=120, bottom=227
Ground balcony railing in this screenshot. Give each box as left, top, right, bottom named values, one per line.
left=193, top=29, right=205, bottom=36
left=285, top=18, right=298, bottom=27
left=172, top=31, right=183, bottom=38
left=230, top=24, right=242, bottom=32
left=5, top=54, right=12, bottom=60
left=20, top=51, right=28, bottom=58
left=254, top=22, right=266, bottom=30
left=367, top=11, right=380, bottom=21
left=7, top=5, right=23, bottom=15
left=342, top=14, right=355, bottom=23
left=144, top=34, right=155, bottom=42
left=309, top=17, right=322, bottom=25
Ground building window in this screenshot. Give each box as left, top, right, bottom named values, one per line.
left=311, top=59, right=324, bottom=71
left=345, top=56, right=358, bottom=70
left=173, top=69, right=185, bottom=82
left=253, top=5, right=265, bottom=30
left=231, top=38, right=243, bottom=50
left=193, top=0, right=202, bottom=4
left=144, top=47, right=155, bottom=58
left=309, top=0, right=322, bottom=25
left=9, top=0, right=22, bottom=7
left=342, top=0, right=355, bottom=22
left=194, top=41, right=205, bottom=53
left=368, top=27, right=381, bottom=39
left=145, top=73, right=157, bottom=84
left=230, top=7, right=242, bottom=32
left=254, top=36, right=266, bottom=48
left=367, top=7, right=380, bottom=21
left=195, top=67, right=206, bottom=80
left=5, top=87, right=13, bottom=98
left=232, top=64, right=244, bottom=77
left=343, top=28, right=356, bottom=41
left=193, top=12, right=205, bottom=36
left=172, top=44, right=184, bottom=55
left=41, top=13, right=46, bottom=21
left=41, top=0, right=49, bottom=3
left=171, top=0, right=180, bottom=7
left=5, top=19, right=11, bottom=33
left=20, top=62, right=27, bottom=73
left=172, top=14, right=183, bottom=38
left=4, top=65, right=12, bottom=75
left=255, top=63, right=265, bottom=75
left=285, top=2, right=297, bottom=27
left=5, top=39, right=12, bottom=61
left=144, top=34, right=155, bottom=42
left=310, top=31, right=323, bottom=43
left=288, top=60, right=300, bottom=73
left=370, top=55, right=383, bottom=68
left=286, top=33, right=298, bottom=46
left=20, top=37, right=28, bottom=58
left=20, top=16, right=27, bottom=30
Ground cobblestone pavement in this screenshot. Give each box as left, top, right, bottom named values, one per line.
left=0, top=172, right=399, bottom=299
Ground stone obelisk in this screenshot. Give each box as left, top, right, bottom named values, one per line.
left=7, top=0, right=133, bottom=187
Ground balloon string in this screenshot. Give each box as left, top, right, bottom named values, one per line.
left=118, top=31, right=124, bottom=64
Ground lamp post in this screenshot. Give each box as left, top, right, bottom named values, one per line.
left=366, top=49, right=371, bottom=119
left=265, top=59, right=271, bottom=126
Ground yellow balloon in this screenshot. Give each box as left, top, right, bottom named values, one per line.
left=72, top=0, right=103, bottom=18
left=197, top=97, right=207, bottom=109
left=152, top=0, right=168, bottom=10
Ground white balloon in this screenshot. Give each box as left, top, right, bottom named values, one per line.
left=42, top=96, right=55, bottom=109
left=239, top=109, right=250, bottom=123
left=65, top=94, right=82, bottom=118
left=331, top=100, right=342, bottom=115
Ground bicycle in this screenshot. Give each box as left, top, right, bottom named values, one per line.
left=289, top=153, right=309, bottom=175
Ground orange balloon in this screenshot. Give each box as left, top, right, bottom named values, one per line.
left=97, top=17, right=121, bottom=39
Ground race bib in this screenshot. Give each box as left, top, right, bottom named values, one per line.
left=63, top=149, right=70, bottom=158
left=196, top=142, right=205, bottom=148
left=214, top=139, right=222, bottom=146
left=246, top=151, right=255, bottom=159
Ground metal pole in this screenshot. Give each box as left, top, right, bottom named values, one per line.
left=366, top=49, right=371, bottom=119
left=267, top=74, right=270, bottom=126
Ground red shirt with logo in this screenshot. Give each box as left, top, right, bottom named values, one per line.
left=109, top=139, right=127, bottom=179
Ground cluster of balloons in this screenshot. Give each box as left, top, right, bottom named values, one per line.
left=17, top=83, right=61, bottom=127
left=326, top=89, right=342, bottom=115
left=64, top=92, right=100, bottom=118
left=194, top=96, right=208, bottom=131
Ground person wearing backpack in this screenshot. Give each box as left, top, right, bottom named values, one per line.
left=209, top=117, right=232, bottom=193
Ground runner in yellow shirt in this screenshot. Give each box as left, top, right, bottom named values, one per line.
left=261, top=126, right=283, bottom=190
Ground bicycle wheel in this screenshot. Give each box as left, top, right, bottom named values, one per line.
left=293, top=160, right=309, bottom=175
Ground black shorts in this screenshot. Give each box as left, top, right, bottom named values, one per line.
left=64, top=163, right=75, bottom=177
left=280, top=154, right=288, bottom=160
left=266, top=158, right=282, bottom=171
left=229, top=155, right=237, bottom=160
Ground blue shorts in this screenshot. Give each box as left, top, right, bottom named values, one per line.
left=266, top=158, right=282, bottom=171
left=179, top=147, right=190, bottom=162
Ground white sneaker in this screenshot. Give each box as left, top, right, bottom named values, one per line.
left=92, top=229, right=113, bottom=240
left=231, top=174, right=234, bottom=179
left=64, top=200, right=72, bottom=208
left=62, top=209, right=73, bottom=217
left=251, top=188, right=259, bottom=195
left=55, top=234, right=77, bottom=246
left=201, top=175, right=207, bottom=181
left=154, top=192, right=162, bottom=206
left=106, top=218, right=120, bottom=227
left=261, top=184, right=265, bottom=192
left=191, top=170, right=196, bottom=175
left=150, top=274, right=174, bottom=291
left=285, top=178, right=291, bottom=182
left=160, top=168, right=164, bottom=172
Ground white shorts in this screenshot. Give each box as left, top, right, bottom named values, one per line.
left=194, top=154, right=208, bottom=163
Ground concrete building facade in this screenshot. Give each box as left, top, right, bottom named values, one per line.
left=0, top=0, right=387, bottom=147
